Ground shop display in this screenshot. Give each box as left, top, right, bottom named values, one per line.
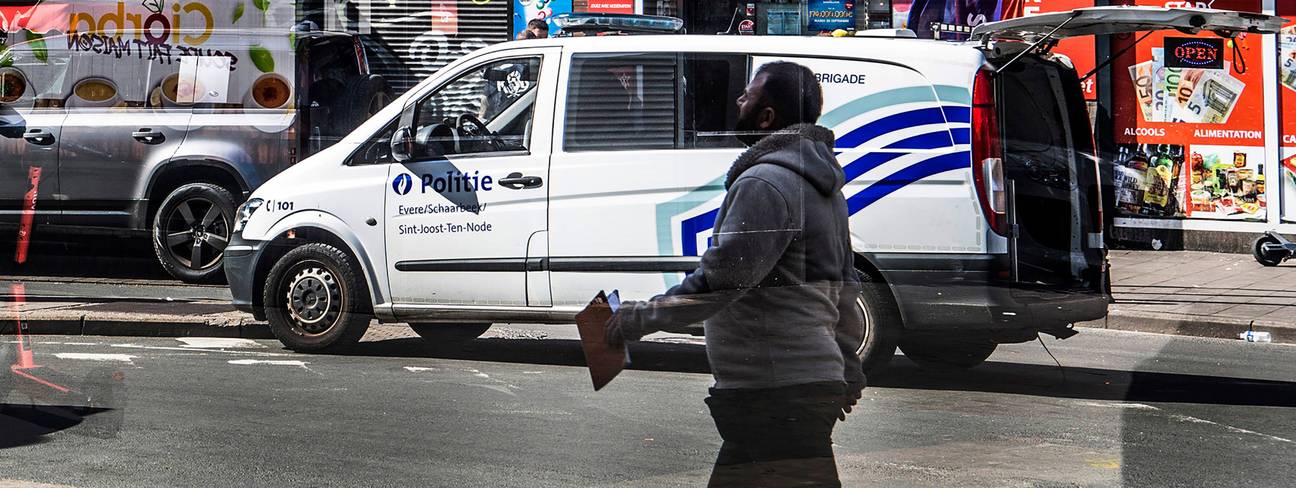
left=1184, top=145, right=1265, bottom=220
left=1114, top=144, right=1185, bottom=218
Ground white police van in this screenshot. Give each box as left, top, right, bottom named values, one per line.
left=223, top=8, right=1282, bottom=371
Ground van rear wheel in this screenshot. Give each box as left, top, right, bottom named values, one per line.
left=899, top=333, right=997, bottom=369
left=856, top=273, right=900, bottom=374
left=408, top=323, right=492, bottom=344
left=263, top=243, right=371, bottom=352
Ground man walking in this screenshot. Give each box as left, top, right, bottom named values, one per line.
left=605, top=61, right=866, bottom=487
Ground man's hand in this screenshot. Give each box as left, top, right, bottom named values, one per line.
left=837, top=381, right=866, bottom=421
left=603, top=304, right=640, bottom=347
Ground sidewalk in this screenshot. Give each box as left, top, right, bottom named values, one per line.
left=4, top=250, right=1296, bottom=344
left=1079, top=250, right=1296, bottom=343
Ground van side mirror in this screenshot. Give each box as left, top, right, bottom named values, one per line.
left=391, top=126, right=413, bottom=162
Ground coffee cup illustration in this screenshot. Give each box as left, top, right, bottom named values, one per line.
left=67, top=77, right=122, bottom=108
left=244, top=72, right=292, bottom=109
left=0, top=67, right=28, bottom=104
left=151, top=73, right=200, bottom=108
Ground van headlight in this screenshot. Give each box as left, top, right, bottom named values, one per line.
left=233, top=198, right=264, bottom=234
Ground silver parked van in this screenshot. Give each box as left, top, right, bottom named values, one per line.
left=0, top=1, right=389, bottom=282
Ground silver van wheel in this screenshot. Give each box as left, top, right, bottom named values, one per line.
left=285, top=266, right=342, bottom=335
left=263, top=243, right=371, bottom=352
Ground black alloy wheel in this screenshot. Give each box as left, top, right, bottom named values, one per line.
left=152, top=183, right=237, bottom=283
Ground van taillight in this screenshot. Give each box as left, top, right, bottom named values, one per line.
left=971, top=69, right=1008, bottom=237
left=354, top=37, right=370, bottom=75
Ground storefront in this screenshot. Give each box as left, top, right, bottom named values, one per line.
left=1086, top=0, right=1286, bottom=251
left=302, top=0, right=512, bottom=95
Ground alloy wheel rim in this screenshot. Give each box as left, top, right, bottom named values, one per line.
left=162, top=197, right=230, bottom=270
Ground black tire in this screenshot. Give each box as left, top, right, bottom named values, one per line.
left=855, top=272, right=900, bottom=374
left=334, top=75, right=390, bottom=133
left=899, top=333, right=998, bottom=369
left=408, top=323, right=492, bottom=344
left=152, top=182, right=237, bottom=283
left=263, top=243, right=371, bottom=352
left=1254, top=235, right=1285, bottom=267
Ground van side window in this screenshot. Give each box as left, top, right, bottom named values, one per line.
left=411, top=57, right=540, bottom=158
left=564, top=53, right=677, bottom=151
left=563, top=53, right=748, bottom=152
left=349, top=118, right=400, bottom=165
left=680, top=54, right=748, bottom=149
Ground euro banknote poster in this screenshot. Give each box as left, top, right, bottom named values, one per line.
left=1110, top=0, right=1267, bottom=221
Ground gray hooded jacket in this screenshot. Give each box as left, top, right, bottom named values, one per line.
left=611, top=124, right=866, bottom=389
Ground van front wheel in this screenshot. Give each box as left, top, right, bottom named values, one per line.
left=263, top=243, right=371, bottom=352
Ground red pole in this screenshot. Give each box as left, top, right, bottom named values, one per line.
left=15, top=166, right=40, bottom=264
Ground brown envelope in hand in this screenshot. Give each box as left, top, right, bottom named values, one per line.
left=575, top=290, right=628, bottom=391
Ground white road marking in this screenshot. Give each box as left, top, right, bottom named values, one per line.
left=404, top=366, right=439, bottom=372
left=1168, top=414, right=1295, bottom=444
left=1078, top=402, right=1160, bottom=410
left=228, top=359, right=309, bottom=367
left=110, top=343, right=294, bottom=356
left=53, top=353, right=136, bottom=362
left=177, top=338, right=266, bottom=349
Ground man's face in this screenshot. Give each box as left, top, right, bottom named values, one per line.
left=734, top=72, right=775, bottom=145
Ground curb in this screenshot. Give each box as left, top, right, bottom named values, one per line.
left=1076, top=309, right=1293, bottom=344
left=3, top=317, right=276, bottom=340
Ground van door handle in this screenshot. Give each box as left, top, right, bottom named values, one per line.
left=23, top=129, right=54, bottom=145
left=132, top=129, right=165, bottom=144
left=498, top=172, right=543, bottom=190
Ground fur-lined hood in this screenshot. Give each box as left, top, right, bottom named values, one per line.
left=725, top=123, right=842, bottom=196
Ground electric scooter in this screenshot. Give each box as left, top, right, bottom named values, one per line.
left=1253, top=231, right=1296, bottom=267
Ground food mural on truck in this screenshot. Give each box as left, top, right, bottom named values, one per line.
left=0, top=0, right=297, bottom=113
left=1110, top=0, right=1268, bottom=222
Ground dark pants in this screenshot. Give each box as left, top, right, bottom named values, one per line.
left=704, top=381, right=846, bottom=488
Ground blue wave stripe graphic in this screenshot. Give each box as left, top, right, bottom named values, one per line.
left=836, top=107, right=947, bottom=149
left=680, top=208, right=720, bottom=256
left=951, top=128, right=971, bottom=145
left=843, top=151, right=906, bottom=181
left=941, top=106, right=971, bottom=124
left=886, top=131, right=957, bottom=150
left=846, top=151, right=971, bottom=214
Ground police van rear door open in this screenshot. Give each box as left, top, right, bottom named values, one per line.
left=971, top=7, right=1282, bottom=297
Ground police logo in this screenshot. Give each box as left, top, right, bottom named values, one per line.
left=392, top=173, right=413, bottom=195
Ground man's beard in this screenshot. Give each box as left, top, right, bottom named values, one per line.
left=733, top=109, right=769, bottom=147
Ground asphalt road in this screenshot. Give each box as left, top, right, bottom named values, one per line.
left=2, top=325, right=1294, bottom=488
